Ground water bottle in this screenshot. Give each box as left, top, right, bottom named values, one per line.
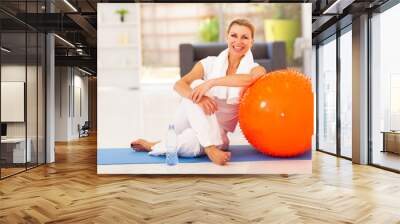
left=165, top=124, right=179, bottom=166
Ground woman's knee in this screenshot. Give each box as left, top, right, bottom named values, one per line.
left=177, top=129, right=203, bottom=157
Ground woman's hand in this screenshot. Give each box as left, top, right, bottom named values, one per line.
left=191, top=80, right=214, bottom=103
left=197, top=96, right=218, bottom=115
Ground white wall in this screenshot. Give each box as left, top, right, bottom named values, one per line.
left=72, top=73, right=89, bottom=138
left=55, top=67, right=89, bottom=141
left=55, top=67, right=70, bottom=141
left=97, top=3, right=141, bottom=89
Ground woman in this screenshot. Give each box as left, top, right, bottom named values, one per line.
left=131, top=19, right=266, bottom=165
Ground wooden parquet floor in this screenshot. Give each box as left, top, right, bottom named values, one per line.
left=1, top=134, right=400, bottom=224
left=1, top=167, right=26, bottom=178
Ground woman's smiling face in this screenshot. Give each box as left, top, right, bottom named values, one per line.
left=226, top=24, right=254, bottom=57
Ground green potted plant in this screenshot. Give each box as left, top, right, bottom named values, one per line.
left=198, top=17, right=219, bottom=43
left=115, top=8, right=129, bottom=23
left=257, top=4, right=301, bottom=64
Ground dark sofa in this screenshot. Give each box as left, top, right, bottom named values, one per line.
left=179, top=42, right=286, bottom=77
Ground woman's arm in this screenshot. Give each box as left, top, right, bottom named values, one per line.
left=173, top=62, right=204, bottom=99
left=174, top=62, right=218, bottom=115
left=211, top=66, right=266, bottom=87
left=191, top=65, right=266, bottom=103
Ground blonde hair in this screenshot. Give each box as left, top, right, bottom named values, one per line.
left=227, top=18, right=255, bottom=39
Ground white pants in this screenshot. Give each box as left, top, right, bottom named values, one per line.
left=149, top=80, right=228, bottom=157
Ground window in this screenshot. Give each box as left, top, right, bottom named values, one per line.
left=371, top=3, right=400, bottom=171
left=317, top=36, right=337, bottom=154
left=0, top=1, right=47, bottom=179
left=339, top=28, right=352, bottom=158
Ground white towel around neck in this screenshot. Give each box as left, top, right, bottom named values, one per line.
left=204, top=48, right=259, bottom=104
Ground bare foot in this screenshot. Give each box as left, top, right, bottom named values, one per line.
left=204, top=145, right=231, bottom=165
left=130, top=139, right=159, bottom=152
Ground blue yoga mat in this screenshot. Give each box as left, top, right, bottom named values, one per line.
left=98, top=145, right=311, bottom=165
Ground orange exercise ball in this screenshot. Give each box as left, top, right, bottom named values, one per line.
left=239, top=69, right=313, bottom=157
